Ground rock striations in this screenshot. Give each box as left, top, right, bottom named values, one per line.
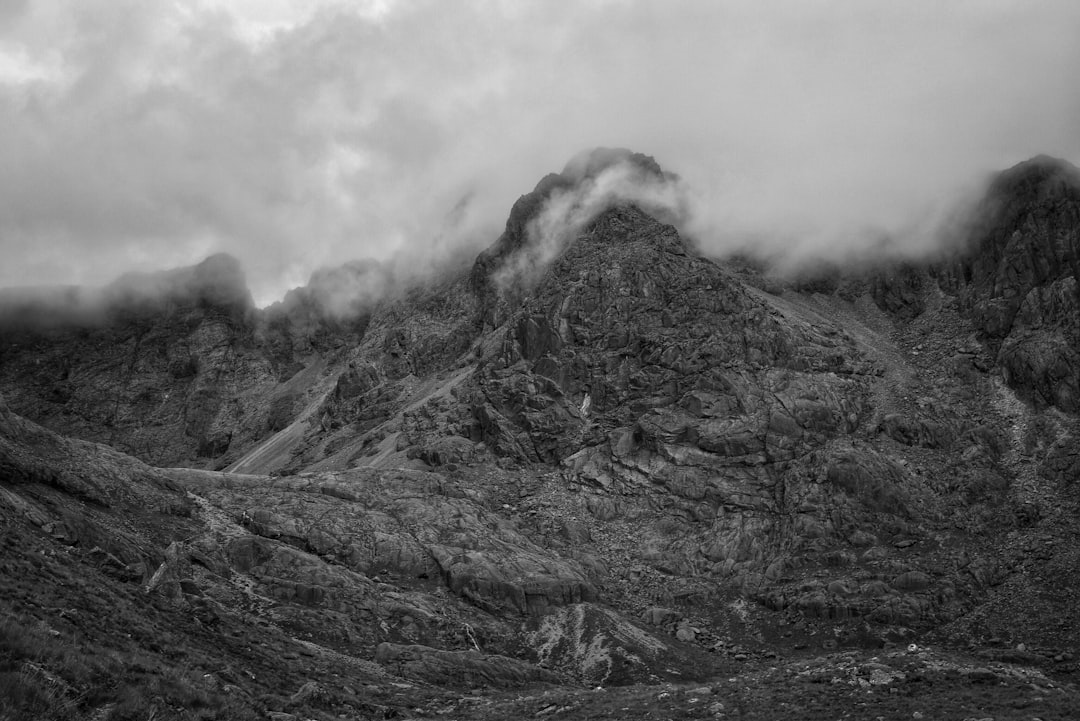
left=1, top=150, right=1079, bottom=719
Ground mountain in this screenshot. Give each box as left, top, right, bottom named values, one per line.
left=0, top=252, right=371, bottom=468
left=1, top=150, right=1078, bottom=720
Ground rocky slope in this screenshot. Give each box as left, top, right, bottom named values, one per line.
left=0, top=254, right=379, bottom=469
left=1, top=150, right=1079, bottom=720
left=945, top=155, right=1080, bottom=413
left=0, top=387, right=722, bottom=717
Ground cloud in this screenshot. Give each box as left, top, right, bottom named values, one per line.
left=0, top=0, right=1078, bottom=305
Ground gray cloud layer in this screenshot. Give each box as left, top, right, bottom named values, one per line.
left=1, top=0, right=1078, bottom=305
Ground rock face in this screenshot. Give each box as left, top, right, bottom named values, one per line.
left=470, top=147, right=673, bottom=316
left=1, top=151, right=1079, bottom=716
left=0, top=393, right=195, bottom=564
left=167, top=467, right=598, bottom=617
left=525, top=603, right=716, bottom=685
left=0, top=255, right=373, bottom=469
left=941, top=155, right=1080, bottom=411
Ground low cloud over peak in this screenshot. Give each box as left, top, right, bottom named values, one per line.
left=1, top=1, right=1078, bottom=306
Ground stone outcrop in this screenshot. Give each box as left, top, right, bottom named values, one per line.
left=166, top=467, right=598, bottom=616
left=526, top=603, right=714, bottom=685
left=940, top=155, right=1080, bottom=411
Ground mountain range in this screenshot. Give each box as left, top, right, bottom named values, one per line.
left=1, top=149, right=1078, bottom=720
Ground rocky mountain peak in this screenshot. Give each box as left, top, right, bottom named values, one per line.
left=0, top=252, right=253, bottom=331
left=105, top=252, right=253, bottom=316
left=270, top=259, right=388, bottom=320
left=560, top=146, right=669, bottom=183
left=931, top=155, right=1080, bottom=411
left=988, top=154, right=1080, bottom=203
left=578, top=202, right=685, bottom=250
left=470, top=148, right=677, bottom=303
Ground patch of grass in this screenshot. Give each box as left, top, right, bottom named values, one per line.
left=0, top=612, right=268, bottom=721
left=0, top=668, right=73, bottom=721
left=0, top=613, right=115, bottom=720
left=1, top=621, right=265, bottom=720
left=107, top=667, right=265, bottom=721
left=0, top=614, right=119, bottom=685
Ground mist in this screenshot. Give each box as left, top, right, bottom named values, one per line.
left=1, top=1, right=1078, bottom=307
left=0, top=252, right=252, bottom=329
left=491, top=153, right=692, bottom=293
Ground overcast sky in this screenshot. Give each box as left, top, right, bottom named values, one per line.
left=1, top=0, right=1078, bottom=305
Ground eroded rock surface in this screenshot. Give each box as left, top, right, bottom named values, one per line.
left=941, top=155, right=1080, bottom=411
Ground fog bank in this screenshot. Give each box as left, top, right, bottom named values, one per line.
left=1, top=1, right=1078, bottom=305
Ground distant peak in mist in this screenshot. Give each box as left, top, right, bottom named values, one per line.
left=990, top=154, right=1080, bottom=198
left=0, top=252, right=254, bottom=330
left=1007, top=153, right=1079, bottom=173
left=472, top=147, right=690, bottom=296
left=561, top=147, right=670, bottom=183
left=268, top=259, right=390, bottom=322
left=106, top=252, right=252, bottom=309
